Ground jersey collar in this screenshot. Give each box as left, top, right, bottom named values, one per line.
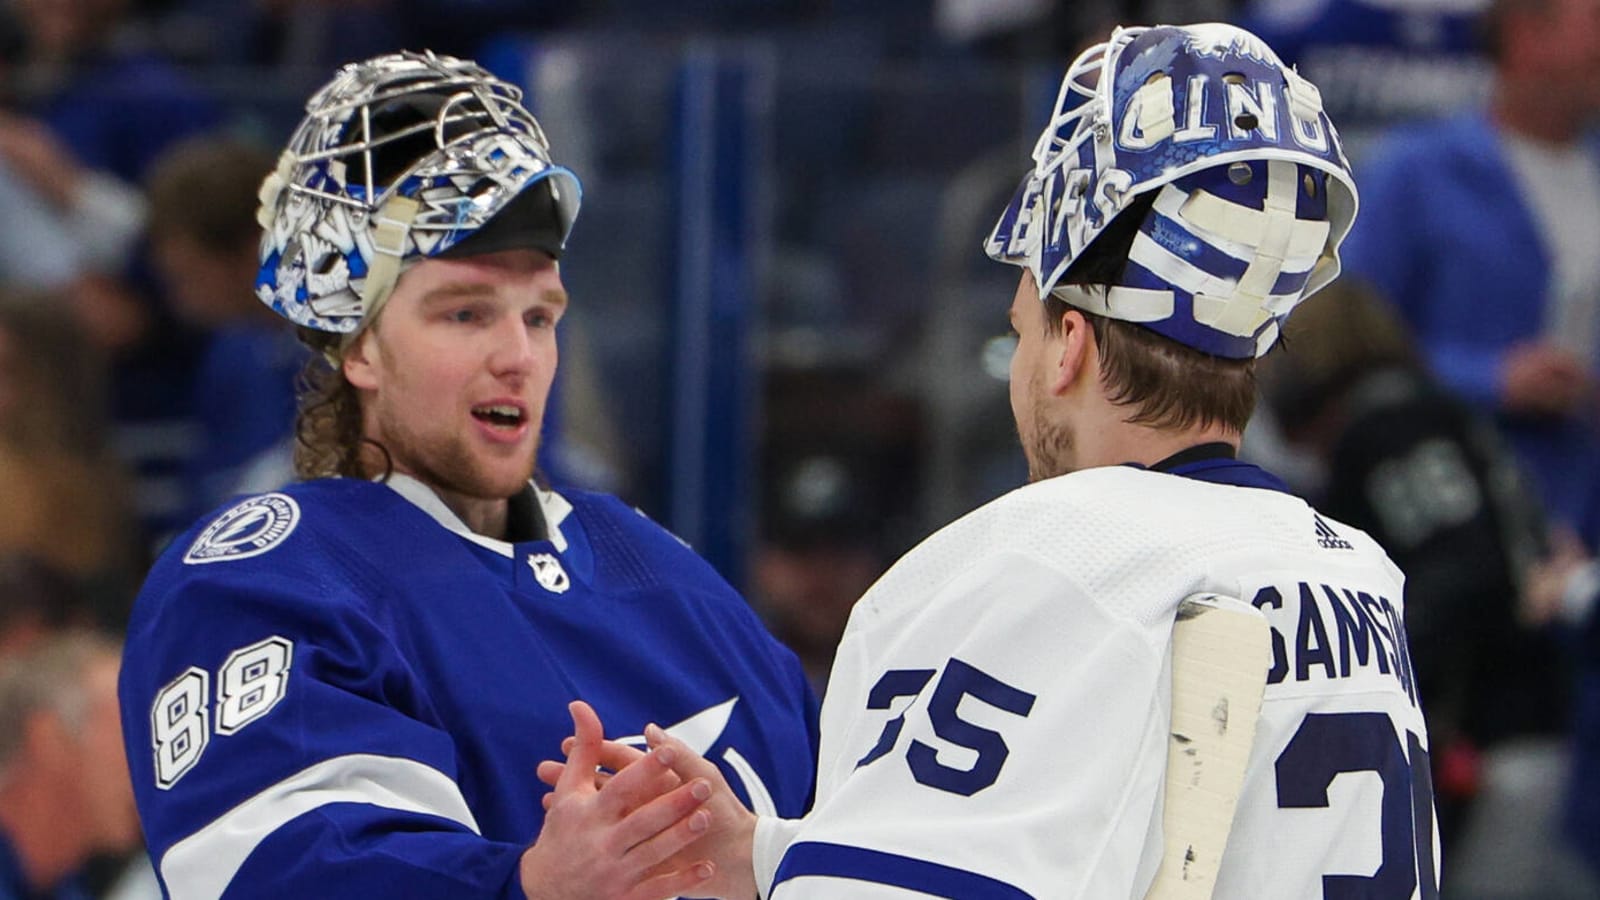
left=1133, top=441, right=1293, bottom=494
left=381, top=473, right=574, bottom=556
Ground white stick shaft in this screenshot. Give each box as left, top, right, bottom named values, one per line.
left=1144, top=593, right=1271, bottom=900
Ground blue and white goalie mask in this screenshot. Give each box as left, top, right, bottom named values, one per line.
left=256, top=50, right=582, bottom=335
left=985, top=23, right=1358, bottom=359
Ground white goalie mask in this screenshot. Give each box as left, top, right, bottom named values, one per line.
left=985, top=23, right=1358, bottom=359
left=255, top=50, right=582, bottom=335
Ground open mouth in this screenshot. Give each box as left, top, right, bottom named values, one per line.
left=471, top=404, right=526, bottom=429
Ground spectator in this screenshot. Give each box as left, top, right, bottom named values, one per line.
left=0, top=555, right=97, bottom=656
left=144, top=134, right=304, bottom=516
left=3, top=0, right=220, bottom=183
left=1236, top=0, right=1495, bottom=159
left=1338, top=0, right=1600, bottom=545
left=0, top=0, right=185, bottom=351
left=751, top=367, right=923, bottom=690
left=1260, top=280, right=1594, bottom=896
left=150, top=0, right=573, bottom=72
left=1, top=0, right=223, bottom=549
left=0, top=297, right=140, bottom=619
left=0, top=155, right=139, bottom=305
left=0, top=630, right=140, bottom=900
left=148, top=0, right=413, bottom=71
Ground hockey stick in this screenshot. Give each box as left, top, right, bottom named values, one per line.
left=1143, top=593, right=1272, bottom=900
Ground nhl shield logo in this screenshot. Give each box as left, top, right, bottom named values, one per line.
left=184, top=494, right=301, bottom=565
left=528, top=553, right=571, bottom=594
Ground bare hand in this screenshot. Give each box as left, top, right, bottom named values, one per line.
left=519, top=701, right=717, bottom=900
left=0, top=113, right=85, bottom=209
left=1500, top=343, right=1592, bottom=418
left=539, top=718, right=762, bottom=900
left=1521, top=526, right=1592, bottom=626
left=69, top=274, right=148, bottom=351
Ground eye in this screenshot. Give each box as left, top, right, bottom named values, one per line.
left=525, top=308, right=558, bottom=329
left=448, top=308, right=480, bottom=324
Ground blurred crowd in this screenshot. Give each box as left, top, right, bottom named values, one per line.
left=0, top=0, right=1598, bottom=897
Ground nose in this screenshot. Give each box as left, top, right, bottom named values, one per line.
left=487, top=316, right=540, bottom=379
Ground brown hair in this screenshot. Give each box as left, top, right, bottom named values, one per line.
left=290, top=329, right=390, bottom=480
left=145, top=135, right=276, bottom=252
left=1257, top=278, right=1420, bottom=434
left=1047, top=192, right=1256, bottom=434
left=0, top=295, right=109, bottom=454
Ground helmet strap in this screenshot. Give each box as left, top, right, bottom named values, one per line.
left=1052, top=283, right=1173, bottom=323
left=340, top=193, right=421, bottom=351
left=255, top=152, right=296, bottom=231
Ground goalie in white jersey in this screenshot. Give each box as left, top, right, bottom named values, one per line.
left=546, top=21, right=1441, bottom=900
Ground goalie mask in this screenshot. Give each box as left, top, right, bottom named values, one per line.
left=255, top=50, right=582, bottom=335
left=985, top=23, right=1358, bottom=359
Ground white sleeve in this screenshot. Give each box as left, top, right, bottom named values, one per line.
left=68, top=170, right=147, bottom=271
left=753, top=816, right=805, bottom=898
left=768, top=551, right=1174, bottom=899
left=0, top=160, right=82, bottom=288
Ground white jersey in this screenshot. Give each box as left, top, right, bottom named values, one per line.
left=753, top=462, right=1439, bottom=899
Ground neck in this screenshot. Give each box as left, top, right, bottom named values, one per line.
left=437, top=489, right=509, bottom=539
left=1492, top=78, right=1585, bottom=144
left=1072, top=414, right=1240, bottom=473
left=0, top=777, right=83, bottom=892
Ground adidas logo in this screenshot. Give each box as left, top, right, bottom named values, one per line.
left=1314, top=514, right=1353, bottom=550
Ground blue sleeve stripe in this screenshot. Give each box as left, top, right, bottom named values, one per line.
left=159, top=753, right=478, bottom=900
left=773, top=841, right=1035, bottom=899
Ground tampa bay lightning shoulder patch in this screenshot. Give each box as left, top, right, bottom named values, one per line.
left=184, top=493, right=302, bottom=565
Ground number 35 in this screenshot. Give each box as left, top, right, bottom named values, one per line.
left=855, top=659, right=1036, bottom=796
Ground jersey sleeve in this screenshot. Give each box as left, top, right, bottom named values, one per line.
left=120, top=557, right=528, bottom=900
left=764, top=552, right=1173, bottom=899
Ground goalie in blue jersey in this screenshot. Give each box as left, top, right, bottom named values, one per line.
left=117, top=50, right=818, bottom=900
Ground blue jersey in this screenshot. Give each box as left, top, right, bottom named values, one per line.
left=120, top=475, right=819, bottom=899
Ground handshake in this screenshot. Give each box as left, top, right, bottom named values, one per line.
left=520, top=702, right=760, bottom=900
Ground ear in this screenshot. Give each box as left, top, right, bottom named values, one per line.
left=1050, top=308, right=1096, bottom=396
left=341, top=330, right=380, bottom=391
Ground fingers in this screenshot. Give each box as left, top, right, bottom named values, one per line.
left=625, top=861, right=716, bottom=900
left=541, top=707, right=699, bottom=826
left=597, top=741, right=687, bottom=821
left=554, top=700, right=605, bottom=797
left=616, top=777, right=714, bottom=864
left=543, top=737, right=647, bottom=789
left=525, top=705, right=723, bottom=900
left=560, top=734, right=649, bottom=772
left=645, top=723, right=725, bottom=784
left=536, top=759, right=565, bottom=789
left=595, top=739, right=649, bottom=772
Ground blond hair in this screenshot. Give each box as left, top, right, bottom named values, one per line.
left=291, top=329, right=391, bottom=480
